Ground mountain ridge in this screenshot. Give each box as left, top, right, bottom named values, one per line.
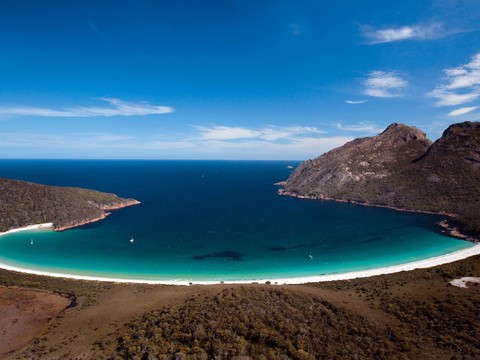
left=280, top=121, right=480, bottom=237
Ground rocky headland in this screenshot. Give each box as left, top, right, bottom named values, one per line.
left=0, top=178, right=140, bottom=232
left=280, top=121, right=480, bottom=238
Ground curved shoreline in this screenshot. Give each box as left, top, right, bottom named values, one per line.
left=278, top=189, right=478, bottom=241
left=53, top=199, right=141, bottom=231
left=0, top=199, right=141, bottom=234
left=0, top=223, right=479, bottom=285
left=278, top=188, right=455, bottom=216
left=0, top=223, right=54, bottom=236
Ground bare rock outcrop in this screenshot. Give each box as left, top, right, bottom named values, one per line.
left=280, top=121, right=480, bottom=235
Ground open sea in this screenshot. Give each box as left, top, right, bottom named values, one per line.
left=0, top=160, right=473, bottom=282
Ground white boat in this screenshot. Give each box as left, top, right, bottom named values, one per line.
left=129, top=237, right=134, bottom=244
left=30, top=239, right=34, bottom=245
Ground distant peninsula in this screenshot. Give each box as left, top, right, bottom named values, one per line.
left=0, top=178, right=140, bottom=232
left=279, top=121, right=480, bottom=238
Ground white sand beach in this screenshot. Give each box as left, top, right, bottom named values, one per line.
left=0, top=222, right=479, bottom=285
left=0, top=223, right=53, bottom=236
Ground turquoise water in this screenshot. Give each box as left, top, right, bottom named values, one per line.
left=0, top=160, right=472, bottom=282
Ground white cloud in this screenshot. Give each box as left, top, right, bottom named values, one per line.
left=0, top=98, right=173, bottom=118
left=429, top=89, right=479, bottom=106
left=195, top=126, right=261, bottom=140
left=364, top=71, right=408, bottom=98
left=448, top=106, right=480, bottom=116
left=334, top=121, right=383, bottom=133
left=195, top=125, right=324, bottom=141
left=345, top=100, right=369, bottom=104
left=190, top=136, right=353, bottom=160
left=0, top=130, right=351, bottom=160
left=260, top=126, right=324, bottom=141
left=184, top=125, right=344, bottom=159
left=430, top=52, right=480, bottom=106
left=362, top=22, right=445, bottom=44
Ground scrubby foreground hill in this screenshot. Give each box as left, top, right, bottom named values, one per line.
left=4, top=255, right=479, bottom=359
left=281, top=122, right=480, bottom=235
left=117, top=287, right=401, bottom=359
left=0, top=178, right=139, bottom=232
left=116, top=281, right=480, bottom=360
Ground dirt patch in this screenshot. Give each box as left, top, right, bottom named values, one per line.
left=17, top=284, right=231, bottom=359
left=0, top=286, right=70, bottom=358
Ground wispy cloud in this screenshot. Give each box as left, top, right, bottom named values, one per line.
left=361, top=22, right=446, bottom=44
left=334, top=121, right=383, bottom=134
left=345, top=100, right=369, bottom=104
left=195, top=126, right=261, bottom=140
left=260, top=126, right=324, bottom=141
left=182, top=136, right=353, bottom=160
left=194, top=125, right=324, bottom=141
left=0, top=129, right=351, bottom=160
left=364, top=71, right=408, bottom=98
left=429, top=52, right=480, bottom=106
left=290, top=23, right=301, bottom=36
left=0, top=132, right=136, bottom=150
left=448, top=106, right=480, bottom=116
left=0, top=98, right=173, bottom=118
left=87, top=19, right=109, bottom=45
left=0, top=132, right=195, bottom=159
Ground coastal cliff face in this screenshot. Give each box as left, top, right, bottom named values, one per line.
left=281, top=123, right=432, bottom=205
left=0, top=178, right=140, bottom=232
left=281, top=121, right=480, bottom=234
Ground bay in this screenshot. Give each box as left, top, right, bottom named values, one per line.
left=0, top=160, right=472, bottom=282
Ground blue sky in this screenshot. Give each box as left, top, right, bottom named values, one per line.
left=0, top=0, right=479, bottom=160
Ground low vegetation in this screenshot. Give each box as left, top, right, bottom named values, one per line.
left=1, top=255, right=479, bottom=359
left=0, top=268, right=113, bottom=306
left=0, top=178, right=138, bottom=232
left=117, top=287, right=401, bottom=360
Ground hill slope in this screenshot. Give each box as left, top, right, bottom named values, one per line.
left=0, top=178, right=139, bottom=232
left=280, top=121, right=480, bottom=235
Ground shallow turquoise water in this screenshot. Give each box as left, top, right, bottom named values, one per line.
left=0, top=160, right=472, bottom=282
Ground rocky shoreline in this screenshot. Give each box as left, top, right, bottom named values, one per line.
left=53, top=199, right=141, bottom=231
left=0, top=177, right=141, bottom=233
left=277, top=187, right=450, bottom=215
left=279, top=122, right=480, bottom=242
left=277, top=188, right=477, bottom=242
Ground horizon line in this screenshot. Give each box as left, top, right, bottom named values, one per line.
left=0, top=158, right=305, bottom=162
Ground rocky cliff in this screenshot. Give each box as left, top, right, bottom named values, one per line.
left=0, top=178, right=140, bottom=232
left=280, top=121, right=480, bottom=235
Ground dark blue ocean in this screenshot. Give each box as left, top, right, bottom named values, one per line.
left=0, top=160, right=472, bottom=282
